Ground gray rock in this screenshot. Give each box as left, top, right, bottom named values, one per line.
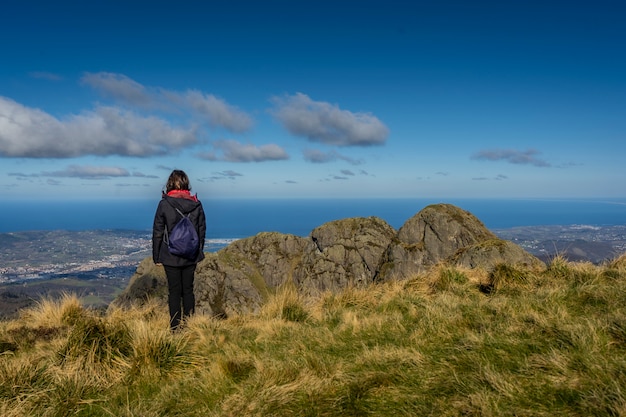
left=294, top=216, right=396, bottom=293
left=376, top=204, right=501, bottom=281
left=451, top=239, right=545, bottom=271
left=113, top=257, right=167, bottom=307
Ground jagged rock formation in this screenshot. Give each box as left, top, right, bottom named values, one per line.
left=112, top=204, right=545, bottom=317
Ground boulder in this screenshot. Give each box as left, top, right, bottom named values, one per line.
left=451, top=239, right=545, bottom=271
left=375, top=204, right=500, bottom=281
left=294, top=216, right=396, bottom=293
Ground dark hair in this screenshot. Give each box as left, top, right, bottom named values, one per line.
left=165, top=170, right=191, bottom=193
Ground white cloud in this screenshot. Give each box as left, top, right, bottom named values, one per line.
left=181, top=90, right=253, bottom=133
left=0, top=97, right=197, bottom=157
left=81, top=72, right=253, bottom=133
left=81, top=72, right=152, bottom=107
left=199, top=139, right=289, bottom=162
left=271, top=93, right=389, bottom=146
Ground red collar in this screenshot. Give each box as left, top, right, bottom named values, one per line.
left=167, top=190, right=198, bottom=201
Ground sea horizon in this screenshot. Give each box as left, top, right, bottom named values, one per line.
left=1, top=197, right=625, bottom=238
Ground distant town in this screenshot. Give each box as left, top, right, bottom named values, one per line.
left=0, top=230, right=239, bottom=285
left=493, top=224, right=626, bottom=264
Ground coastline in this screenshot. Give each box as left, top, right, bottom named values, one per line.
left=0, top=197, right=625, bottom=234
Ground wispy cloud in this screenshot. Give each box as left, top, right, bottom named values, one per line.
left=131, top=171, right=159, bottom=178
left=8, top=165, right=146, bottom=183
left=198, top=139, right=289, bottom=162
left=202, top=170, right=244, bottom=181
left=471, top=174, right=509, bottom=181
left=115, top=183, right=151, bottom=187
left=180, top=90, right=253, bottom=133
left=9, top=165, right=158, bottom=181
left=302, top=149, right=363, bottom=165
left=81, top=72, right=152, bottom=107
left=303, top=149, right=336, bottom=163
left=29, top=71, right=63, bottom=81
left=471, top=148, right=550, bottom=167
left=40, top=165, right=132, bottom=179
left=8, top=172, right=39, bottom=178
left=271, top=93, right=389, bottom=146
left=81, top=72, right=253, bottom=132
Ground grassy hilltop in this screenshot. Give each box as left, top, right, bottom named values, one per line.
left=2, top=254, right=626, bottom=416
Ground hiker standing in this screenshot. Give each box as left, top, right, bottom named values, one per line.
left=152, top=170, right=206, bottom=331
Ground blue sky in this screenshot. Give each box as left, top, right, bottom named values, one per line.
left=1, top=0, right=625, bottom=201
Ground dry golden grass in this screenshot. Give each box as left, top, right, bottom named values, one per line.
left=2, top=253, right=626, bottom=416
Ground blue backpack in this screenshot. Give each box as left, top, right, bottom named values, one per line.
left=165, top=206, right=199, bottom=259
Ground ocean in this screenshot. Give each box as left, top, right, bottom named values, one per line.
left=1, top=198, right=625, bottom=237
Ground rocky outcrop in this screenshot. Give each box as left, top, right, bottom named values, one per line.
left=112, top=204, right=545, bottom=316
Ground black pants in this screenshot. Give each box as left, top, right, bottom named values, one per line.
left=164, top=264, right=196, bottom=330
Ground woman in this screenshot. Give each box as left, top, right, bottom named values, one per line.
left=152, top=170, right=206, bottom=331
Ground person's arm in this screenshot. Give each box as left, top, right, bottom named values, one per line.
left=152, top=201, right=166, bottom=264
left=198, top=203, right=207, bottom=253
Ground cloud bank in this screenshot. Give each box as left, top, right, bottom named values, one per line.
left=0, top=74, right=387, bottom=165
left=0, top=97, right=197, bottom=158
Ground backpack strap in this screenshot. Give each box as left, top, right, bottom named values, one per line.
left=165, top=198, right=189, bottom=218
left=163, top=199, right=189, bottom=245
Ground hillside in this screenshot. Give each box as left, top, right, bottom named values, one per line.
left=1, top=254, right=626, bottom=416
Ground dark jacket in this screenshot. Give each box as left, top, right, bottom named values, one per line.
left=152, top=193, right=206, bottom=266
